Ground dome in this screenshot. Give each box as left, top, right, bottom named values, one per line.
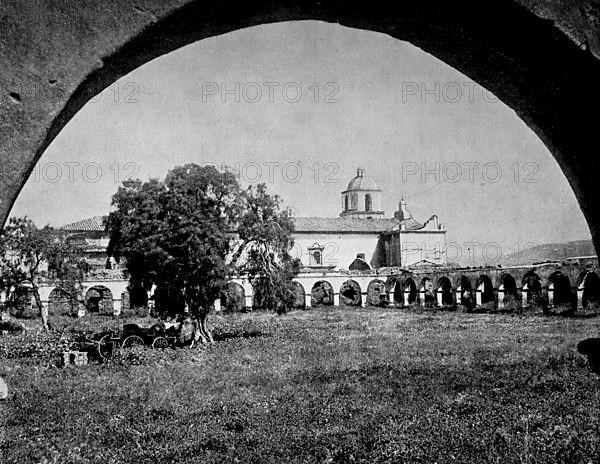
left=345, top=167, right=381, bottom=191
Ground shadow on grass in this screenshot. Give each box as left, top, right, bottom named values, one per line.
left=212, top=329, right=269, bottom=342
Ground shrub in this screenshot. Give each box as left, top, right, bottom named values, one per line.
left=0, top=319, right=26, bottom=333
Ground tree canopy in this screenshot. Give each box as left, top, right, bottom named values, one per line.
left=107, top=164, right=299, bottom=342
left=235, top=183, right=300, bottom=313
left=0, top=217, right=89, bottom=329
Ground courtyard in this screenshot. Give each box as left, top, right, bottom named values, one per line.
left=1, top=307, right=599, bottom=463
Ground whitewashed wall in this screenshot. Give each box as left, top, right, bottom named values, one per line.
left=399, top=231, right=447, bottom=266
left=292, top=233, right=381, bottom=270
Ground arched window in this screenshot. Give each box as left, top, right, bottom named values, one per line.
left=344, top=195, right=349, bottom=211
left=365, top=194, right=372, bottom=212
left=312, top=250, right=322, bottom=265
left=308, top=243, right=325, bottom=266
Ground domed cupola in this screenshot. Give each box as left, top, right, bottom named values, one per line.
left=340, top=167, right=384, bottom=219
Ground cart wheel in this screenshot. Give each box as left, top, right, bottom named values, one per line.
left=152, top=337, right=169, bottom=349
left=121, top=335, right=145, bottom=349
left=97, top=333, right=114, bottom=361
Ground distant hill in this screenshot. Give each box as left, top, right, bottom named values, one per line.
left=502, top=239, right=596, bottom=266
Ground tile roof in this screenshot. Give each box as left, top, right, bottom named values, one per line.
left=60, top=216, right=107, bottom=232
left=293, top=217, right=406, bottom=233
left=57, top=215, right=427, bottom=234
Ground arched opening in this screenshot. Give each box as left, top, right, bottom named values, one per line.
left=1, top=9, right=600, bottom=462
left=0, top=4, right=598, bottom=273
left=476, top=275, right=495, bottom=309
left=457, top=276, right=474, bottom=310
left=392, top=281, right=403, bottom=305
left=340, top=280, right=362, bottom=306
left=291, top=281, right=306, bottom=310
left=251, top=281, right=268, bottom=311
left=366, top=279, right=387, bottom=307
left=8, top=285, right=36, bottom=318
left=48, top=287, right=76, bottom=317
left=344, top=195, right=349, bottom=212
left=365, top=194, right=372, bottom=212
left=522, top=272, right=544, bottom=311
left=220, top=282, right=246, bottom=313
left=420, top=277, right=435, bottom=306
left=85, top=286, right=114, bottom=314
left=436, top=277, right=453, bottom=308
left=311, top=281, right=334, bottom=307
left=404, top=278, right=418, bottom=306
left=500, top=273, right=519, bottom=311
left=385, top=276, right=402, bottom=306
left=581, top=271, right=600, bottom=309
left=549, top=271, right=574, bottom=312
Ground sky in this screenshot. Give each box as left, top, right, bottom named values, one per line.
left=9, top=20, right=592, bottom=265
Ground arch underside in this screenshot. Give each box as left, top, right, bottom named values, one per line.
left=0, top=0, right=599, bottom=255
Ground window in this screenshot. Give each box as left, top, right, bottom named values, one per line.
left=312, top=251, right=322, bottom=265
left=344, top=195, right=349, bottom=211
left=365, top=194, right=372, bottom=212
left=308, top=242, right=325, bottom=266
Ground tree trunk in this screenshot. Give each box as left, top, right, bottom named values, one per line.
left=190, top=314, right=208, bottom=346
left=198, top=312, right=214, bottom=344
left=32, top=286, right=48, bottom=331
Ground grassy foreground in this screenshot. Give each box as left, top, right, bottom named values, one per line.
left=1, top=307, right=599, bottom=463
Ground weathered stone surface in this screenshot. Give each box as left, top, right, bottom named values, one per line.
left=516, top=0, right=600, bottom=58
left=1, top=0, right=600, bottom=258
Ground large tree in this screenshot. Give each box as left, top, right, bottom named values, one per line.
left=107, top=164, right=299, bottom=342
left=233, top=184, right=299, bottom=313
left=0, top=217, right=89, bottom=330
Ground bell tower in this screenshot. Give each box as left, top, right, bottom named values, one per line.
left=340, top=167, right=384, bottom=219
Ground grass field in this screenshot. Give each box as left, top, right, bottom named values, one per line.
left=1, top=307, right=599, bottom=463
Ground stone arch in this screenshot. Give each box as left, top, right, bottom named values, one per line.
left=220, top=281, right=246, bottom=312
left=436, top=276, right=453, bottom=307
left=457, top=275, right=474, bottom=310
left=420, top=277, right=435, bottom=306
left=9, top=285, right=36, bottom=317
left=500, top=273, right=519, bottom=311
left=291, top=281, right=306, bottom=310
left=522, top=271, right=544, bottom=310
left=48, top=287, right=75, bottom=316
left=366, top=279, right=387, bottom=307
left=311, top=280, right=334, bottom=307
left=340, top=279, right=362, bottom=306
left=476, top=275, right=495, bottom=308
left=580, top=271, right=600, bottom=309
left=385, top=276, right=403, bottom=305
left=549, top=271, right=574, bottom=311
left=404, top=278, right=418, bottom=305
left=85, top=285, right=114, bottom=314
left=392, top=280, right=403, bottom=305
left=0, top=3, right=599, bottom=262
